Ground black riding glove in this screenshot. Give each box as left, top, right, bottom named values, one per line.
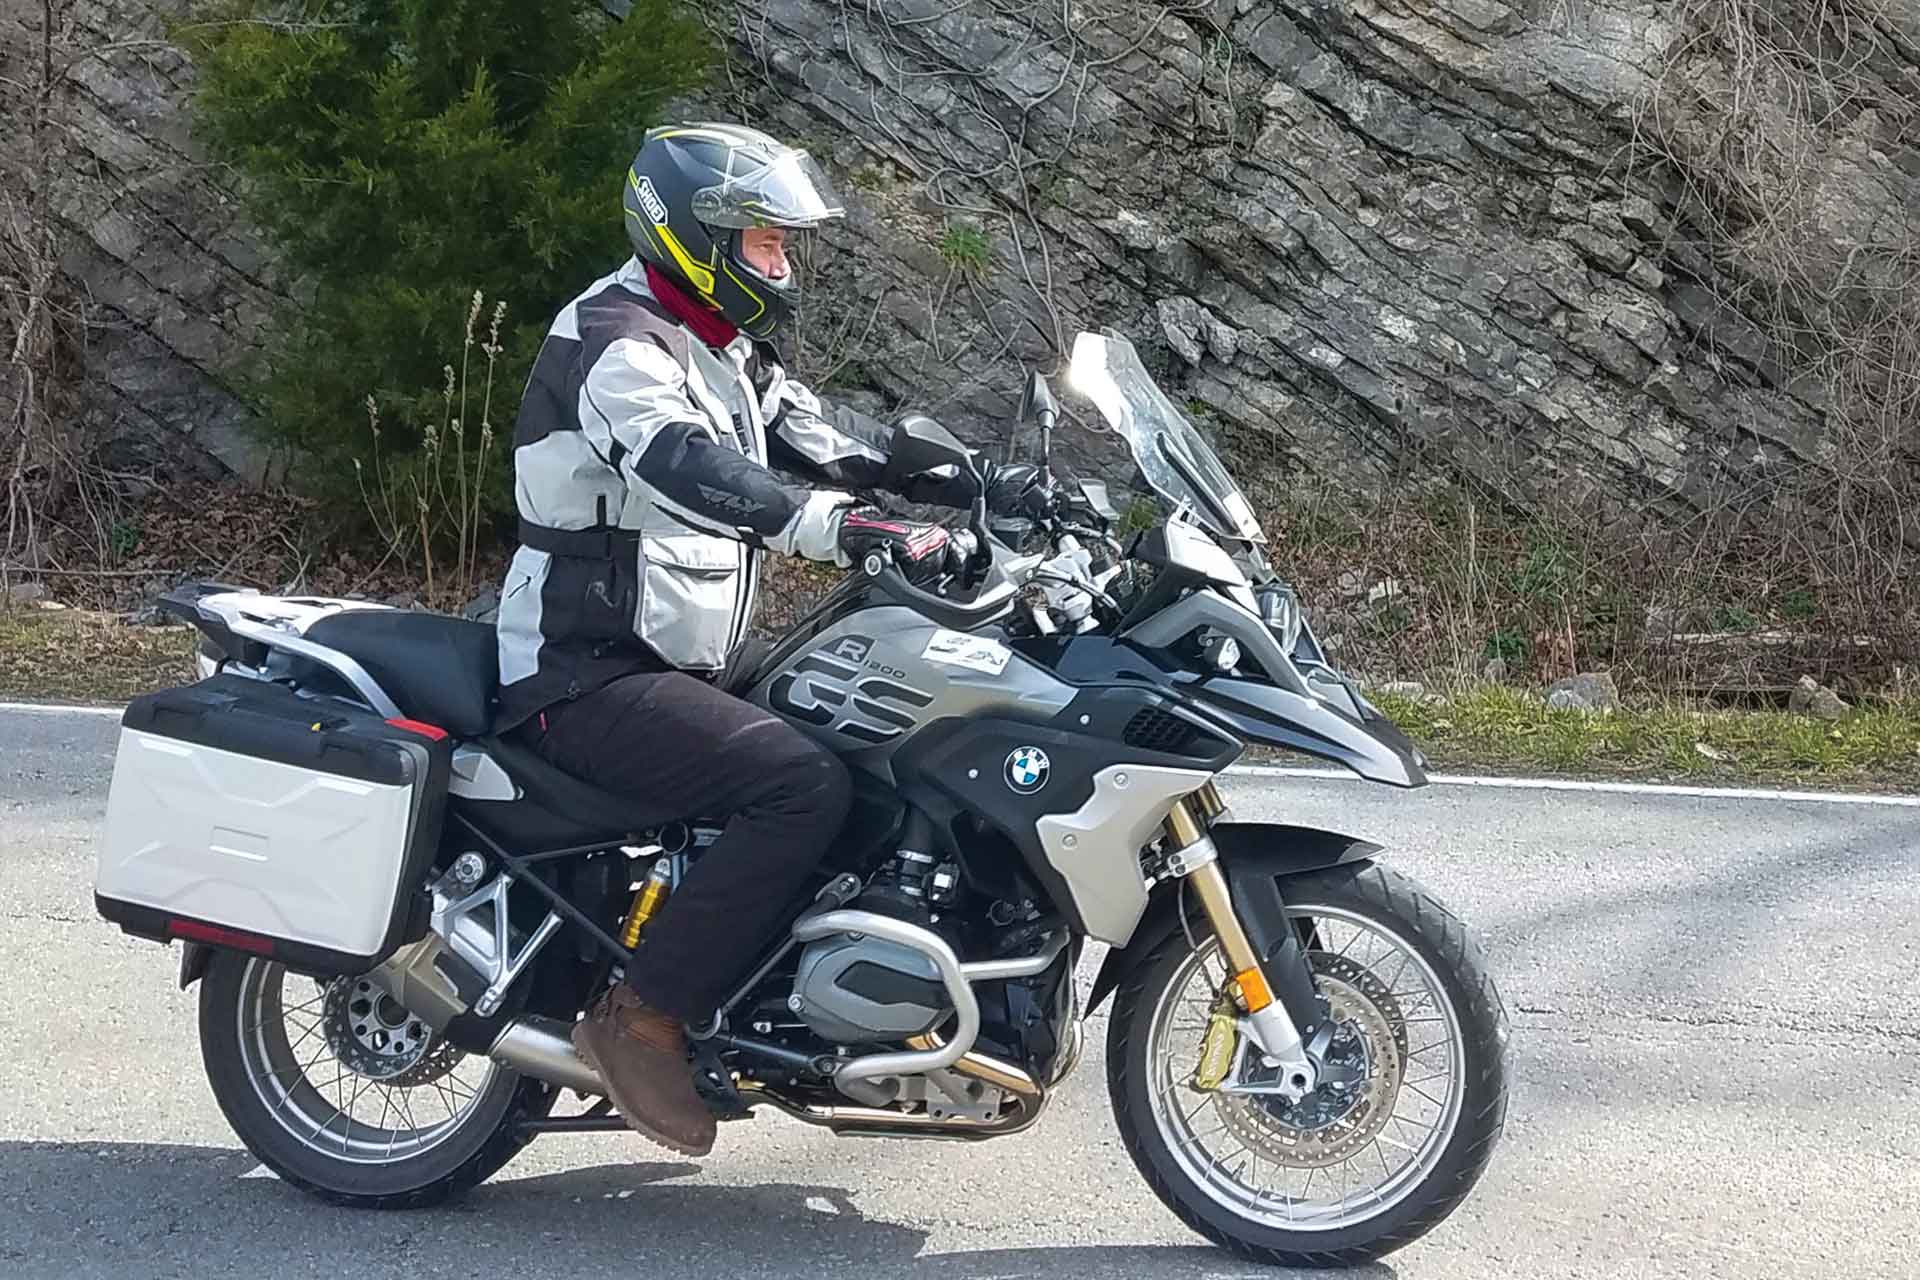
left=837, top=507, right=953, bottom=584
left=893, top=454, right=1042, bottom=515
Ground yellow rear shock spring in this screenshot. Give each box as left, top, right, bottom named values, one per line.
left=620, top=858, right=674, bottom=948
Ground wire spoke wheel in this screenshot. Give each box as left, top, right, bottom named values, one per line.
left=1108, top=864, right=1508, bottom=1268
left=236, top=958, right=502, bottom=1166
left=1146, top=908, right=1462, bottom=1230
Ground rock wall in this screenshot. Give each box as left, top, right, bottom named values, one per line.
left=3, top=0, right=282, bottom=485
left=725, top=0, right=1920, bottom=515
left=13, top=0, right=1918, bottom=517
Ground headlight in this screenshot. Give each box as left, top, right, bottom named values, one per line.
left=1257, top=584, right=1303, bottom=651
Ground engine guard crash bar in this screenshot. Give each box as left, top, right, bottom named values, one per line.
left=789, top=910, right=1067, bottom=1105
left=485, top=918, right=1066, bottom=1104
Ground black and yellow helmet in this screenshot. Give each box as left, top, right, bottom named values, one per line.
left=623, top=122, right=845, bottom=341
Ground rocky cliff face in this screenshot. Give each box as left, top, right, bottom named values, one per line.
left=723, top=0, right=1919, bottom=517
left=3, top=0, right=281, bottom=486
left=15, top=0, right=1918, bottom=519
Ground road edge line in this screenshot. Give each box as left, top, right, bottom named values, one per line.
left=0, top=700, right=124, bottom=718
left=8, top=700, right=1917, bottom=807
left=1228, top=763, right=1920, bottom=807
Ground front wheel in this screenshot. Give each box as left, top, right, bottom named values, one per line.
left=198, top=952, right=554, bottom=1208
left=1108, top=862, right=1508, bottom=1268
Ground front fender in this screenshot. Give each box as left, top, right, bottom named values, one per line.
left=1084, top=821, right=1381, bottom=1014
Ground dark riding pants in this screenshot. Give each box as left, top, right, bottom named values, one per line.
left=520, top=670, right=851, bottom=1021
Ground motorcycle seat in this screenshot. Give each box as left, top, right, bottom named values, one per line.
left=305, top=609, right=499, bottom=738
left=306, top=607, right=714, bottom=849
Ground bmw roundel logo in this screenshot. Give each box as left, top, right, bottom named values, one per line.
left=1005, top=746, right=1051, bottom=794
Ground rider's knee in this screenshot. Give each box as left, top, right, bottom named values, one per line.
left=762, top=735, right=851, bottom=829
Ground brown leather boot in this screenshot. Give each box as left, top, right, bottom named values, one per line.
left=571, top=986, right=717, bottom=1157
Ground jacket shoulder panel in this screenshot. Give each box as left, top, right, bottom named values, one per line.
left=576, top=284, right=691, bottom=376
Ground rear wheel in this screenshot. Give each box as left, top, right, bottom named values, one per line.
left=198, top=951, right=553, bottom=1208
left=1108, top=862, right=1508, bottom=1267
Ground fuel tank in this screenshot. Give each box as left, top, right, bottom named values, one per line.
left=745, top=605, right=1075, bottom=780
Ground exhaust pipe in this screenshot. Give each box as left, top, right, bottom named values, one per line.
left=490, top=1016, right=605, bottom=1097
left=489, top=1017, right=1054, bottom=1138
left=738, top=1082, right=1048, bottom=1139
left=905, top=1033, right=1042, bottom=1100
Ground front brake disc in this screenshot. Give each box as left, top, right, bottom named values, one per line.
left=1211, top=956, right=1408, bottom=1169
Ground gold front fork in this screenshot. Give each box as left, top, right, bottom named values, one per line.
left=1163, top=787, right=1270, bottom=1011
left=1163, top=785, right=1313, bottom=1088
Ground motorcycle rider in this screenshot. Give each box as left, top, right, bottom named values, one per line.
left=494, top=122, right=1025, bottom=1157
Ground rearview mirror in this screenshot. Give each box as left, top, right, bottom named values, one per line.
left=1018, top=370, right=1059, bottom=426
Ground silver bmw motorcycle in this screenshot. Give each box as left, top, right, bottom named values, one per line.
left=94, top=330, right=1507, bottom=1267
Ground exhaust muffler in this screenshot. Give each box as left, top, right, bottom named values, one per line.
left=490, top=1016, right=606, bottom=1097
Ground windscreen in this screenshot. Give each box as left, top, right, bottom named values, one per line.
left=1067, top=331, right=1264, bottom=543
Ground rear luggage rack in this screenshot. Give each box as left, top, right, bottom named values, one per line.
left=158, top=583, right=404, bottom=718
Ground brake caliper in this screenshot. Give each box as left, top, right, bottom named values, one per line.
left=1189, top=986, right=1241, bottom=1092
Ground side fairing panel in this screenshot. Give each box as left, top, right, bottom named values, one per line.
left=749, top=603, right=1243, bottom=940
left=744, top=605, right=1075, bottom=781
left=887, top=694, right=1240, bottom=939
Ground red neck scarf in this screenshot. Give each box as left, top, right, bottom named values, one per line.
left=644, top=261, right=739, bottom=349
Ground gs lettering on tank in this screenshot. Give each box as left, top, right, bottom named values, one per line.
left=766, top=633, right=931, bottom=745
left=748, top=604, right=1076, bottom=777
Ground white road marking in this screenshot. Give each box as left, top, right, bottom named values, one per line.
left=1229, top=763, right=1920, bottom=807
left=240, top=1163, right=278, bottom=1180
left=0, top=700, right=122, bottom=717
left=8, top=699, right=1917, bottom=807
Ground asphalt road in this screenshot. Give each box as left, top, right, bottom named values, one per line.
left=5, top=707, right=1919, bottom=1279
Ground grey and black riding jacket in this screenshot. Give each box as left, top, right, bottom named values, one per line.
left=495, top=257, right=956, bottom=733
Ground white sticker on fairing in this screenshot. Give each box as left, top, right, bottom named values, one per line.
left=922, top=629, right=1012, bottom=675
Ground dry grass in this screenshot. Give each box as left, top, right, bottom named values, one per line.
left=0, top=608, right=196, bottom=704
left=1217, top=463, right=1919, bottom=701
left=752, top=553, right=841, bottom=637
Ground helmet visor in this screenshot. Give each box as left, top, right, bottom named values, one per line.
left=691, top=148, right=845, bottom=230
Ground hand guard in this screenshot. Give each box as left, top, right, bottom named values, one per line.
left=884, top=412, right=1040, bottom=516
